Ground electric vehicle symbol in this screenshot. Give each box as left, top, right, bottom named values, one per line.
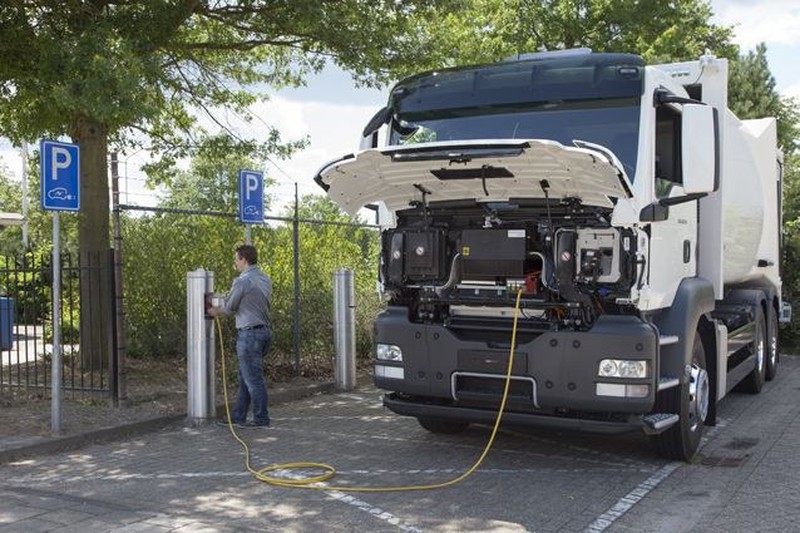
left=244, top=205, right=259, bottom=216
left=47, top=187, right=73, bottom=201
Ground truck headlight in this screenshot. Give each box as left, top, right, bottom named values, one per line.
left=598, top=359, right=648, bottom=378
left=376, top=343, right=403, bottom=362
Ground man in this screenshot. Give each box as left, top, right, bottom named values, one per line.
left=209, top=244, right=273, bottom=428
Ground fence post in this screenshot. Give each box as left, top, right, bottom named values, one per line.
left=292, top=182, right=301, bottom=375
left=111, top=152, right=128, bottom=405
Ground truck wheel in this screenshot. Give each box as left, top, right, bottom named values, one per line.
left=417, top=417, right=469, bottom=434
left=765, top=306, right=779, bottom=381
left=653, top=331, right=708, bottom=461
left=738, top=307, right=766, bottom=393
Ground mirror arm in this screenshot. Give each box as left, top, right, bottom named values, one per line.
left=658, top=192, right=708, bottom=206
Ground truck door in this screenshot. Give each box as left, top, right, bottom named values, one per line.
left=647, top=104, right=698, bottom=306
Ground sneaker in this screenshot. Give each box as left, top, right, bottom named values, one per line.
left=238, top=421, right=271, bottom=429
left=216, top=419, right=245, bottom=428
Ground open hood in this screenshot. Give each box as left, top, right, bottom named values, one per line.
left=316, top=139, right=632, bottom=215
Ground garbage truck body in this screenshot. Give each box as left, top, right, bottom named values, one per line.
left=315, top=51, right=787, bottom=461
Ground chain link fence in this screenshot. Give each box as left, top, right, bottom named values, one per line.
left=117, top=203, right=383, bottom=404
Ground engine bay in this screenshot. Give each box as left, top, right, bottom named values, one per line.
left=381, top=198, right=642, bottom=332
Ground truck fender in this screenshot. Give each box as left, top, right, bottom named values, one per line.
left=651, top=277, right=715, bottom=394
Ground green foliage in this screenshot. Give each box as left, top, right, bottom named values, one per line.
left=0, top=153, right=78, bottom=255
left=0, top=252, right=51, bottom=324
left=121, top=196, right=382, bottom=378
left=0, top=0, right=469, bottom=263
left=425, top=0, right=737, bottom=67
left=780, top=153, right=800, bottom=346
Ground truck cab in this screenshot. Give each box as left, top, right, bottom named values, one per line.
left=316, top=50, right=784, bottom=461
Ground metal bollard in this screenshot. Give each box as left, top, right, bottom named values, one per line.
left=333, top=269, right=356, bottom=391
left=186, top=269, right=216, bottom=421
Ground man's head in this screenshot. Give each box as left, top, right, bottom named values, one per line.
left=234, top=244, right=258, bottom=272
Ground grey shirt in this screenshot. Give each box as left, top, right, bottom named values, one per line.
left=222, top=265, right=272, bottom=330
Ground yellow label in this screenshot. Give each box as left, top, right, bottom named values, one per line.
left=462, top=246, right=470, bottom=256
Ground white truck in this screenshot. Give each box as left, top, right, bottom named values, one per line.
left=315, top=50, right=788, bottom=461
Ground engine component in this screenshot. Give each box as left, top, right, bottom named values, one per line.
left=460, top=229, right=526, bottom=281
left=575, top=229, right=621, bottom=283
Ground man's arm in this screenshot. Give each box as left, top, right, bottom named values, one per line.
left=208, top=278, right=245, bottom=317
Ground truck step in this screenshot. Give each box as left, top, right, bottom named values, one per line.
left=642, top=413, right=679, bottom=435
left=657, top=376, right=680, bottom=391
left=659, top=335, right=679, bottom=346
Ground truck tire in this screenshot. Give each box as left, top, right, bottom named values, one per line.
left=738, top=306, right=767, bottom=393
left=417, top=417, right=469, bottom=434
left=766, top=306, right=779, bottom=381
left=653, top=331, right=709, bottom=461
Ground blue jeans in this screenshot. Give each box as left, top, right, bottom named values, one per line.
left=231, top=328, right=271, bottom=425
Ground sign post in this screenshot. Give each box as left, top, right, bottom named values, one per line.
left=40, top=140, right=80, bottom=434
left=238, top=170, right=264, bottom=243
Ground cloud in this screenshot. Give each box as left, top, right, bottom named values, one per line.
left=784, top=81, right=800, bottom=100
left=712, top=0, right=800, bottom=48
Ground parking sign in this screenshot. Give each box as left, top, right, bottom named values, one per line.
left=238, top=170, right=263, bottom=224
left=40, top=140, right=80, bottom=212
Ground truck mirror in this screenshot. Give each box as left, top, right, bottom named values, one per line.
left=682, top=104, right=718, bottom=194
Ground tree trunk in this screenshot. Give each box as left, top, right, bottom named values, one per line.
left=69, top=116, right=111, bottom=373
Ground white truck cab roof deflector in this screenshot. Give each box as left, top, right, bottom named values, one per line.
left=316, top=139, right=633, bottom=215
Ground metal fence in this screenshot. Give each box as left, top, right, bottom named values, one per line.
left=0, top=251, right=112, bottom=397
left=115, top=200, right=383, bottom=404
left=0, top=197, right=383, bottom=405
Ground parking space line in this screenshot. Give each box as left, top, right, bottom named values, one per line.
left=326, top=490, right=423, bottom=532
left=585, top=462, right=681, bottom=532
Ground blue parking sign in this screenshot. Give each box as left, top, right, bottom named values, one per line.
left=238, top=170, right=263, bottom=224
left=40, top=140, right=80, bottom=212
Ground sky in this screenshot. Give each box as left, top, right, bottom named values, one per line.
left=1, top=0, right=799, bottom=213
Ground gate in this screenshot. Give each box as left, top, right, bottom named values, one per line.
left=0, top=251, right=114, bottom=398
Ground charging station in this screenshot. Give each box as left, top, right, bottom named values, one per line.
left=186, top=269, right=216, bottom=422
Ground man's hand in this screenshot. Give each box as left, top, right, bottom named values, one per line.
left=207, top=306, right=222, bottom=317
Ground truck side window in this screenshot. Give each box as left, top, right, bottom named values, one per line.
left=655, top=105, right=682, bottom=198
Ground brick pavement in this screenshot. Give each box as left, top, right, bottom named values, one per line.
left=0, top=357, right=797, bottom=532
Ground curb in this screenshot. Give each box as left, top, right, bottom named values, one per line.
left=0, top=379, right=343, bottom=465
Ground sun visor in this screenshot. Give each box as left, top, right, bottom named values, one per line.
left=317, top=139, right=632, bottom=215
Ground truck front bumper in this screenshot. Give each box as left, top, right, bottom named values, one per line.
left=383, top=393, right=645, bottom=434
left=374, top=307, right=660, bottom=418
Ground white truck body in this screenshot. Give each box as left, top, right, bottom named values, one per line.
left=316, top=51, right=785, bottom=460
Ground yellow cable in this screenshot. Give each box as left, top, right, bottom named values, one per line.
left=216, top=288, right=524, bottom=491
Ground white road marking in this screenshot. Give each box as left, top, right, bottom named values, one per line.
left=585, top=462, right=681, bottom=532
left=326, top=490, right=424, bottom=532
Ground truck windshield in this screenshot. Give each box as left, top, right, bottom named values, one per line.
left=386, top=53, right=643, bottom=180
left=389, top=99, right=640, bottom=178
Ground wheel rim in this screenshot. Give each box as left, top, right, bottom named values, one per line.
left=756, top=328, right=765, bottom=372
left=689, top=364, right=709, bottom=432
left=769, top=324, right=777, bottom=367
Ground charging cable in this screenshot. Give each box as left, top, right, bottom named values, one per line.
left=216, top=288, right=524, bottom=492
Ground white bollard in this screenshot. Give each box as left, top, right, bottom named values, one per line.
left=334, top=269, right=356, bottom=391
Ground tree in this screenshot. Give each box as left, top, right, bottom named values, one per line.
left=0, top=0, right=463, bottom=367
left=425, top=0, right=737, bottom=67
left=154, top=134, right=277, bottom=213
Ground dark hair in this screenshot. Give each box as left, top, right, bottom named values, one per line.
left=235, top=244, right=258, bottom=265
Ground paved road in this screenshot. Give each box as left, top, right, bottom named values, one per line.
left=1, top=356, right=798, bottom=532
